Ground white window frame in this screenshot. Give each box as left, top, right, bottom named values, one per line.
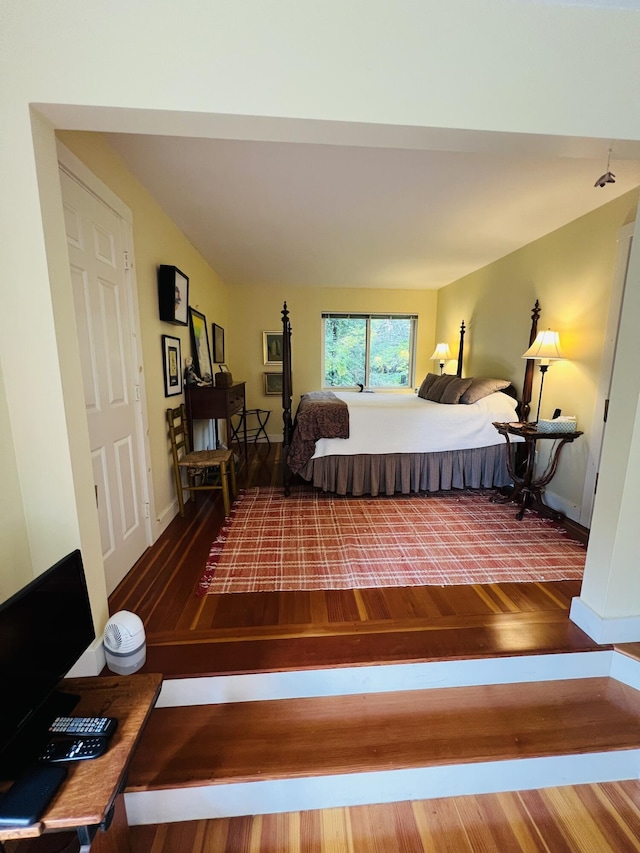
left=321, top=312, right=418, bottom=390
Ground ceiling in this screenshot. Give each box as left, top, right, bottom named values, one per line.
left=105, top=130, right=640, bottom=291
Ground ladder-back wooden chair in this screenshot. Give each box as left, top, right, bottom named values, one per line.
left=166, top=404, right=237, bottom=517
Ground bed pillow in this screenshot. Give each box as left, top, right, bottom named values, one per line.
left=426, top=374, right=473, bottom=404
left=460, top=377, right=511, bottom=405
left=417, top=372, right=441, bottom=399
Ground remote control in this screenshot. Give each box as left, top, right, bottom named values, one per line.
left=39, top=737, right=108, bottom=763
left=0, top=764, right=68, bottom=827
left=48, top=716, right=117, bottom=738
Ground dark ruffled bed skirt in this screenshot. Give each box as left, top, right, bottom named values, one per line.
left=297, top=445, right=511, bottom=497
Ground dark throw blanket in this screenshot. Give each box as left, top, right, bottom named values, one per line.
left=287, top=391, right=349, bottom=474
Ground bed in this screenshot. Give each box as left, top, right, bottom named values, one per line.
left=281, top=301, right=541, bottom=496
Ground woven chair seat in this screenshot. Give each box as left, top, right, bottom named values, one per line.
left=179, top=449, right=234, bottom=469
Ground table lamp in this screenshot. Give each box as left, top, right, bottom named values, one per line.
left=430, top=342, right=452, bottom=375
left=522, top=329, right=565, bottom=422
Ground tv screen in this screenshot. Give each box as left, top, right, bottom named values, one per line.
left=0, top=550, right=95, bottom=778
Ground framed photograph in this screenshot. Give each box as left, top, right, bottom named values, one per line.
left=162, top=335, right=183, bottom=397
left=189, top=308, right=213, bottom=382
left=158, top=265, right=189, bottom=326
left=263, top=372, right=283, bottom=396
left=212, top=323, right=225, bottom=363
left=263, top=331, right=283, bottom=365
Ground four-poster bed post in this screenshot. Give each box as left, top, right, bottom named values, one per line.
left=281, top=301, right=293, bottom=493
left=520, top=300, right=540, bottom=423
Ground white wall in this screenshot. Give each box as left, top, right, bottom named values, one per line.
left=2, top=0, right=640, bottom=633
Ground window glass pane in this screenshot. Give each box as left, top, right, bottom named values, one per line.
left=369, top=318, right=411, bottom=387
left=324, top=318, right=366, bottom=386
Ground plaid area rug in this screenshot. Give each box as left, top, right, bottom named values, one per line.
left=198, top=487, right=585, bottom=595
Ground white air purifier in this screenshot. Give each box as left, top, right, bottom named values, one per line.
left=103, top=610, right=146, bottom=675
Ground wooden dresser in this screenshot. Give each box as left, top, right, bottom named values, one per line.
left=185, top=383, right=247, bottom=459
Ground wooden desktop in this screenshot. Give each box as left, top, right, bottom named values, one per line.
left=0, top=673, right=161, bottom=852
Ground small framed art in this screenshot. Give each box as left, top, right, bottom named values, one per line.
left=189, top=308, right=213, bottom=383
left=263, top=331, right=283, bottom=365
left=158, top=265, right=189, bottom=326
left=263, top=372, right=283, bottom=395
left=212, top=323, right=225, bottom=364
left=162, top=335, right=183, bottom=397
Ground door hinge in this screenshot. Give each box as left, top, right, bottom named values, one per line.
left=594, top=472, right=599, bottom=495
left=144, top=503, right=150, bottom=518
left=135, top=385, right=141, bottom=401
left=604, top=398, right=609, bottom=423
left=124, top=250, right=132, bottom=270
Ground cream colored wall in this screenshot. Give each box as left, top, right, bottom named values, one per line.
left=436, top=189, right=640, bottom=514
left=0, top=365, right=32, bottom=601
left=3, top=0, right=640, bottom=629
left=229, top=286, right=437, bottom=428
left=56, top=131, right=231, bottom=528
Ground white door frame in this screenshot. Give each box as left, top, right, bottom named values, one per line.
left=580, top=221, right=635, bottom=529
left=57, top=142, right=155, bottom=555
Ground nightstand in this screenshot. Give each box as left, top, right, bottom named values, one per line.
left=492, top=421, right=583, bottom=521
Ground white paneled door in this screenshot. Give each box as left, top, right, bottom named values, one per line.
left=60, top=169, right=149, bottom=594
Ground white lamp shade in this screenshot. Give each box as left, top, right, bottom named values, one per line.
left=430, top=342, right=452, bottom=362
left=522, top=329, right=565, bottom=362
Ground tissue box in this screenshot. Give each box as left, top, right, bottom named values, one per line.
left=538, top=417, right=577, bottom=433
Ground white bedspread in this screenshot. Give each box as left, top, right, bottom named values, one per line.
left=311, top=391, right=519, bottom=458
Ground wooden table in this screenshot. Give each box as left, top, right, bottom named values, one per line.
left=0, top=673, right=162, bottom=852
left=185, top=383, right=247, bottom=461
left=492, top=421, right=583, bottom=520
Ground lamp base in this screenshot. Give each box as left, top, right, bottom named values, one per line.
left=535, top=364, right=549, bottom=423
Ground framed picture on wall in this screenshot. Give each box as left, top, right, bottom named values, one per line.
left=263, top=331, right=283, bottom=365
left=212, top=323, right=225, bottom=364
left=189, top=308, right=213, bottom=383
left=263, top=372, right=283, bottom=395
left=158, top=265, right=189, bottom=326
left=162, top=335, right=183, bottom=397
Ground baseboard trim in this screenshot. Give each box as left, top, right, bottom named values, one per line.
left=66, top=636, right=106, bottom=677
left=156, top=651, right=612, bottom=707
left=124, top=749, right=640, bottom=824
left=571, top=596, right=640, bottom=644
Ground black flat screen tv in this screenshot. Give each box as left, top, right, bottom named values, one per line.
left=0, top=549, right=95, bottom=779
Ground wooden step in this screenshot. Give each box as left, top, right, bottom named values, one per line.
left=123, top=675, right=640, bottom=824
left=142, top=609, right=606, bottom=678
left=617, top=642, right=640, bottom=662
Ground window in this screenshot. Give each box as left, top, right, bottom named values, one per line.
left=322, top=313, right=417, bottom=389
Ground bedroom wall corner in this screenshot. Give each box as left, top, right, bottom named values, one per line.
left=434, top=188, right=640, bottom=517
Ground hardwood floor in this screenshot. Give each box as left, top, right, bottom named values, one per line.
left=129, top=783, right=640, bottom=852
left=111, top=443, right=587, bottom=649
left=128, top=677, right=640, bottom=792
left=108, top=443, right=640, bottom=852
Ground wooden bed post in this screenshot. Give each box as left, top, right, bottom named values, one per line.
left=281, top=302, right=293, bottom=495
left=456, top=320, right=466, bottom=378
left=520, top=300, right=540, bottom=422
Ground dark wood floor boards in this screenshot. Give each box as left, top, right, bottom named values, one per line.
left=109, top=444, right=584, bottom=640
